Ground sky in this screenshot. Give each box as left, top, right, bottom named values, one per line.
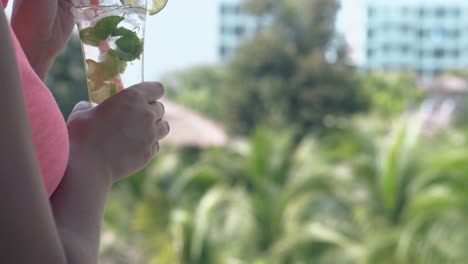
left=336, top=0, right=365, bottom=65
left=5, top=0, right=364, bottom=80
left=143, top=0, right=219, bottom=80
left=146, top=0, right=365, bottom=78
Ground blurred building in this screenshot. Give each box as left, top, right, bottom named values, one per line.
left=218, top=0, right=262, bottom=62
left=365, top=0, right=468, bottom=81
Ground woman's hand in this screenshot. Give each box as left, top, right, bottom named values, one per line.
left=51, top=83, right=168, bottom=263
left=67, top=82, right=170, bottom=183
left=11, top=0, right=75, bottom=79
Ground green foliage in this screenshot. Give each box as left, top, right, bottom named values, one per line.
left=102, top=115, right=468, bottom=264
left=362, top=72, right=426, bottom=118
left=47, top=36, right=88, bottom=119
left=221, top=0, right=369, bottom=135
left=114, top=30, right=143, bottom=61
left=79, top=16, right=124, bottom=46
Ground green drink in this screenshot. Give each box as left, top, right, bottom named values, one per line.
left=71, top=0, right=167, bottom=105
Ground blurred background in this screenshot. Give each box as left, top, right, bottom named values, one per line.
left=8, top=0, right=468, bottom=263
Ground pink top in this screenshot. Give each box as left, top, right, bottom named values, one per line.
left=3, top=0, right=70, bottom=197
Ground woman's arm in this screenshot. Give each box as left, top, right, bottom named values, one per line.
left=50, top=86, right=168, bottom=263
left=11, top=0, right=74, bottom=79
left=50, top=140, right=112, bottom=263
left=0, top=9, right=67, bottom=263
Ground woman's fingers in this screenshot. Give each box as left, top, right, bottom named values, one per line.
left=146, top=121, right=168, bottom=163
left=149, top=101, right=165, bottom=121
left=130, top=82, right=165, bottom=103
left=154, top=120, right=170, bottom=141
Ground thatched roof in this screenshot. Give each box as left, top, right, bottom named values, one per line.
left=428, top=75, right=468, bottom=94
left=160, top=99, right=228, bottom=148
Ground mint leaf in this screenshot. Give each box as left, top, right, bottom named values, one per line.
left=94, top=16, right=125, bottom=39
left=115, top=33, right=143, bottom=61
left=80, top=28, right=102, bottom=46
left=79, top=16, right=124, bottom=47
left=112, top=27, right=135, bottom=38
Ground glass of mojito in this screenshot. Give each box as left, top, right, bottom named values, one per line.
left=71, top=0, right=167, bottom=105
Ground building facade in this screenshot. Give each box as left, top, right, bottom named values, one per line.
left=365, top=0, right=468, bottom=81
left=218, top=0, right=261, bottom=62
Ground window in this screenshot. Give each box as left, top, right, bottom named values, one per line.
left=382, top=44, right=391, bottom=53
left=234, top=6, right=242, bottom=15
left=453, top=50, right=460, bottom=57
left=220, top=4, right=242, bottom=15
left=367, top=48, right=374, bottom=58
left=435, top=8, right=446, bottom=17
left=433, top=48, right=445, bottom=58
left=367, top=29, right=375, bottom=38
left=220, top=45, right=228, bottom=57
left=234, top=26, right=245, bottom=37
left=401, top=7, right=409, bottom=15
left=401, top=45, right=409, bottom=53
left=418, top=50, right=424, bottom=59
left=382, top=24, right=391, bottom=32
left=368, top=7, right=375, bottom=17
left=418, top=29, right=426, bottom=38
left=419, top=8, right=425, bottom=17
left=400, top=25, right=409, bottom=34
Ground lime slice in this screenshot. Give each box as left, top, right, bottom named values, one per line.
left=86, top=59, right=105, bottom=91
left=89, top=83, right=119, bottom=104
left=148, top=0, right=168, bottom=15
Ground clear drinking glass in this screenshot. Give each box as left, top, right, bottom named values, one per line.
left=71, top=0, right=148, bottom=105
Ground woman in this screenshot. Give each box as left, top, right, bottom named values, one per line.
left=0, top=0, right=170, bottom=263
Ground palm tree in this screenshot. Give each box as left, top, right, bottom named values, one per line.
left=101, top=115, right=468, bottom=264
left=267, top=113, right=468, bottom=264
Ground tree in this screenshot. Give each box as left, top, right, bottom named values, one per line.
left=47, top=36, right=88, bottom=119
left=163, top=66, right=226, bottom=121
left=361, top=72, right=425, bottom=119
left=220, top=0, right=369, bottom=135
left=102, top=115, right=468, bottom=264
